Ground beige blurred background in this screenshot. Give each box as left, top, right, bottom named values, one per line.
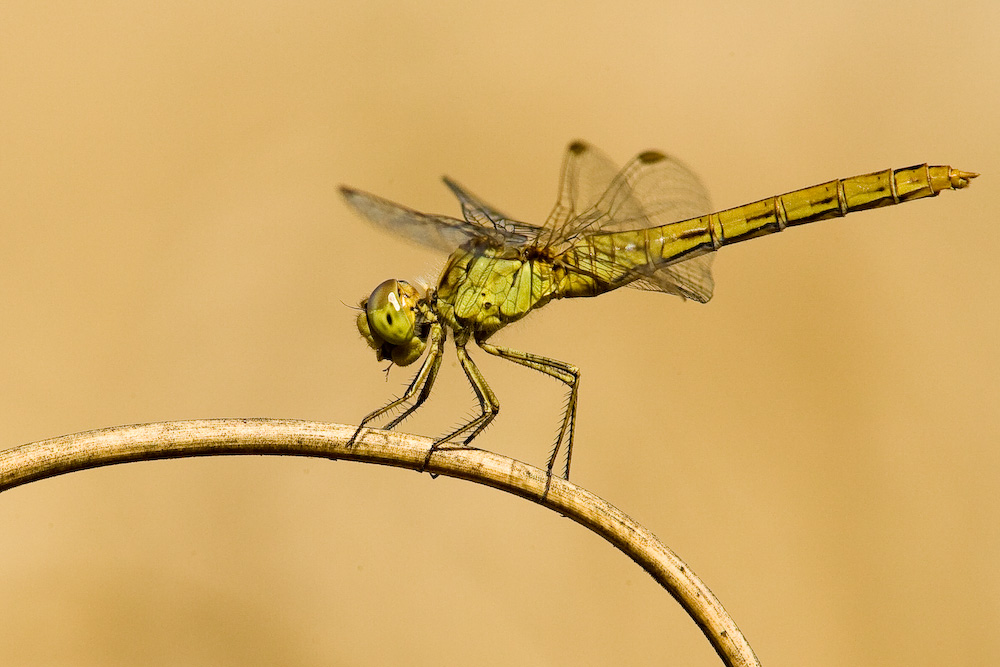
left=1, top=2, right=996, bottom=665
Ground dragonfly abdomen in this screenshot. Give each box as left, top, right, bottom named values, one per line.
left=556, top=164, right=976, bottom=300
left=703, top=164, right=976, bottom=247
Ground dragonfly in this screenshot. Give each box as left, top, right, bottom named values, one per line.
left=341, top=141, right=976, bottom=480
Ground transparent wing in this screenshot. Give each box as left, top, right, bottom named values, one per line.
left=441, top=177, right=545, bottom=242
left=546, top=141, right=717, bottom=301
left=543, top=141, right=622, bottom=236
left=545, top=140, right=712, bottom=239
left=628, top=255, right=715, bottom=303
left=340, top=186, right=522, bottom=254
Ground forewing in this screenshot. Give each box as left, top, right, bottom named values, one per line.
left=441, top=177, right=543, bottom=243
left=340, top=186, right=509, bottom=253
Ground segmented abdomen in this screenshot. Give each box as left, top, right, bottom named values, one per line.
left=557, top=164, right=976, bottom=297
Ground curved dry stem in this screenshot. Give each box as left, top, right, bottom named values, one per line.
left=0, top=419, right=759, bottom=667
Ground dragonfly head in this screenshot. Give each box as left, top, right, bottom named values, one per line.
left=357, top=279, right=427, bottom=366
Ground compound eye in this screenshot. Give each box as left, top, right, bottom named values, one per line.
left=365, top=279, right=416, bottom=346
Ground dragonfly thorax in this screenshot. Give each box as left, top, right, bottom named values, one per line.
left=357, top=279, right=430, bottom=366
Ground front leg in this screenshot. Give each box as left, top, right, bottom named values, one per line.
left=348, top=323, right=445, bottom=446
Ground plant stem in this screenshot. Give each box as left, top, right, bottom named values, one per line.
left=0, top=418, right=760, bottom=667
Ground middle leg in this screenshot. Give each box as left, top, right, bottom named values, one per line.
left=421, top=344, right=500, bottom=472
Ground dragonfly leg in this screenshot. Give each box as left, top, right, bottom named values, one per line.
left=348, top=323, right=444, bottom=447
left=422, top=344, right=500, bottom=471
left=477, top=341, right=579, bottom=480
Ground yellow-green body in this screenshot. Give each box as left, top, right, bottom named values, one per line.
left=341, top=142, right=976, bottom=481
left=436, top=244, right=561, bottom=341
left=437, top=164, right=974, bottom=338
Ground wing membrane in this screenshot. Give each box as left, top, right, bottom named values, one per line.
left=546, top=141, right=712, bottom=240
left=544, top=141, right=619, bottom=234
left=441, top=177, right=544, bottom=242
left=627, top=254, right=715, bottom=303
left=342, top=141, right=718, bottom=302
left=547, top=141, right=717, bottom=301
left=340, top=186, right=514, bottom=253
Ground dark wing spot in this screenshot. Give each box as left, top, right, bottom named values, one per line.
left=569, top=141, right=587, bottom=154
left=638, top=150, right=665, bottom=164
